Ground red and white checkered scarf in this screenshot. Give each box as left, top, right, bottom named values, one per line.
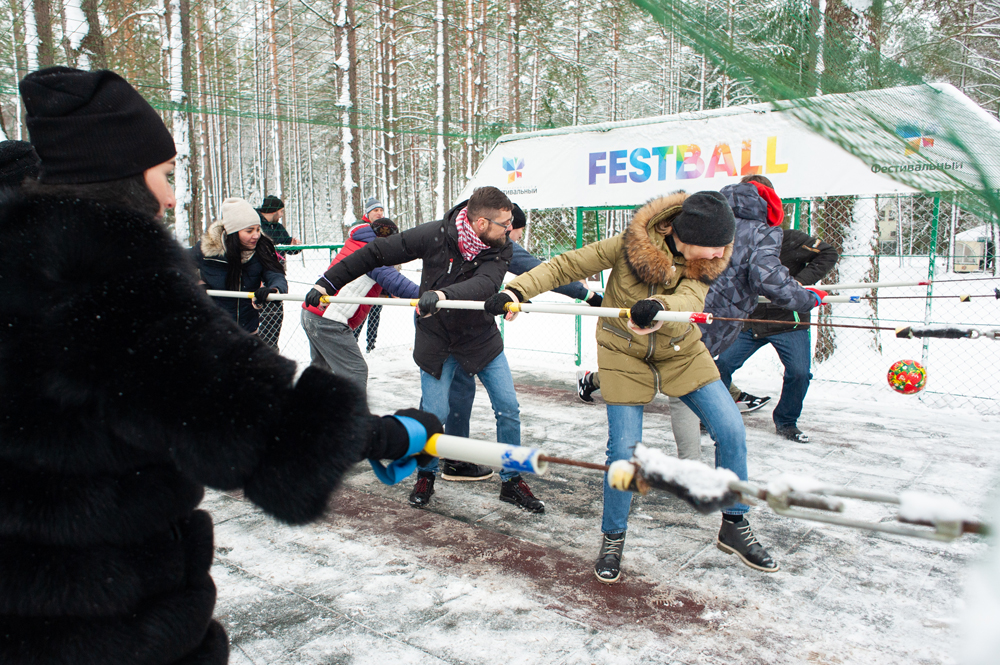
left=455, top=206, right=489, bottom=262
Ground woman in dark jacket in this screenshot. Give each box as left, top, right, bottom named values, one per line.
left=0, top=66, right=438, bottom=665
left=192, top=197, right=288, bottom=337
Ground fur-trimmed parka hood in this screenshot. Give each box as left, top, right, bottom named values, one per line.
left=622, top=193, right=733, bottom=285
left=200, top=220, right=229, bottom=258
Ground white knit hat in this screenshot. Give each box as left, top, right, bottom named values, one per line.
left=221, top=197, right=260, bottom=235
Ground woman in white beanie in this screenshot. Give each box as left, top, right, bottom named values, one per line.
left=191, top=196, right=288, bottom=335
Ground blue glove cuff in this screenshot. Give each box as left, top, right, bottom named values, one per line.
left=368, top=416, right=429, bottom=485
left=810, top=291, right=823, bottom=307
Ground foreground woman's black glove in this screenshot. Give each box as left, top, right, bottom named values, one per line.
left=629, top=299, right=664, bottom=329
left=367, top=408, right=444, bottom=461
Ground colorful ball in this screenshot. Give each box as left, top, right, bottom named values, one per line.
left=887, top=359, right=927, bottom=394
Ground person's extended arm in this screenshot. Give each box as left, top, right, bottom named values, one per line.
left=788, top=230, right=839, bottom=286
left=317, top=226, right=425, bottom=293
left=370, top=265, right=420, bottom=299
left=750, top=227, right=819, bottom=312
left=505, top=236, right=620, bottom=301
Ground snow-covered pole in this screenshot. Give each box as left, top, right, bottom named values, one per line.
left=608, top=445, right=988, bottom=542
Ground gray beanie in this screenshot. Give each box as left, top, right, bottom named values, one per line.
left=364, top=197, right=383, bottom=216
left=221, top=197, right=260, bottom=234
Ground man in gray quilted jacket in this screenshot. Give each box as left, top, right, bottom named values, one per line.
left=668, top=175, right=826, bottom=458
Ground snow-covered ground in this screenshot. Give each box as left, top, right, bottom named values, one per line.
left=208, top=338, right=999, bottom=664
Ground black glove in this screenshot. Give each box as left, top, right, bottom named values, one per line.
left=253, top=287, right=278, bottom=304
left=305, top=288, right=325, bottom=307
left=630, top=299, right=664, bottom=329
left=417, top=291, right=440, bottom=317
left=369, top=408, right=444, bottom=461
left=484, top=292, right=514, bottom=316
left=586, top=292, right=603, bottom=308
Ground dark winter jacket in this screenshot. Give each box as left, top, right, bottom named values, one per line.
left=318, top=200, right=512, bottom=378
left=509, top=241, right=590, bottom=301
left=747, top=229, right=838, bottom=337
left=698, top=182, right=818, bottom=356
left=257, top=211, right=301, bottom=257
left=0, top=191, right=385, bottom=665
left=191, top=220, right=288, bottom=334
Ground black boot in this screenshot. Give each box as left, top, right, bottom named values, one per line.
left=499, top=475, right=545, bottom=513
left=576, top=370, right=598, bottom=403
left=408, top=471, right=436, bottom=508
left=717, top=516, right=779, bottom=572
left=594, top=532, right=626, bottom=584
left=440, top=459, right=494, bottom=481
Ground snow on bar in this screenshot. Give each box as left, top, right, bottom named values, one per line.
left=633, top=443, right=738, bottom=500
left=898, top=491, right=976, bottom=524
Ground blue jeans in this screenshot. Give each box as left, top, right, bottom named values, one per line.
left=715, top=329, right=812, bottom=429
left=419, top=353, right=521, bottom=481
left=446, top=368, right=477, bottom=438
left=603, top=380, right=749, bottom=534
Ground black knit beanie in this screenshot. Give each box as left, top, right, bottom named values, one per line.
left=511, top=203, right=526, bottom=230
left=671, top=191, right=736, bottom=247
left=0, top=140, right=40, bottom=188
left=19, top=67, right=176, bottom=184
left=258, top=195, right=284, bottom=214
left=370, top=217, right=399, bottom=238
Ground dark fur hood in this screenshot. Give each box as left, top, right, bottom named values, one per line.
left=623, top=192, right=733, bottom=285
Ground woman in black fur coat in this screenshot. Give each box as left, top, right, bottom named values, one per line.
left=0, top=67, right=439, bottom=665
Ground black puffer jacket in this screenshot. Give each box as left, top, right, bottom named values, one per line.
left=319, top=200, right=512, bottom=378
left=190, top=220, right=288, bottom=333
left=0, top=191, right=388, bottom=665
left=747, top=228, right=839, bottom=337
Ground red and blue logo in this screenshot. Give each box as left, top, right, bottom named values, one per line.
left=502, top=157, right=524, bottom=184
left=896, top=124, right=935, bottom=156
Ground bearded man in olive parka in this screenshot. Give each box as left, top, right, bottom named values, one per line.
left=487, top=191, right=780, bottom=583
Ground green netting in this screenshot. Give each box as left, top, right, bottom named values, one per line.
left=632, top=0, right=1000, bottom=220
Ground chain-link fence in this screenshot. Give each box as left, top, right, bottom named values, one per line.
left=787, top=194, right=999, bottom=413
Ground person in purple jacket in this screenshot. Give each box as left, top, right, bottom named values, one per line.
left=301, top=216, right=419, bottom=394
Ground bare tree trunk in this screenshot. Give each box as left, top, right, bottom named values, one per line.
left=168, top=0, right=191, bottom=244
left=288, top=3, right=304, bottom=239
left=195, top=7, right=214, bottom=227
left=434, top=0, right=448, bottom=218
left=572, top=3, right=581, bottom=125
left=21, top=0, right=39, bottom=70
left=267, top=0, right=283, bottom=197
left=610, top=11, right=619, bottom=120
left=507, top=0, right=520, bottom=130
left=335, top=0, right=360, bottom=225
left=387, top=0, right=400, bottom=214
left=31, top=0, right=55, bottom=67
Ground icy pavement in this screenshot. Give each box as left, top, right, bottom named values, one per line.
left=206, top=352, right=998, bottom=664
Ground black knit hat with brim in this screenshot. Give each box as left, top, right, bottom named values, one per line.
left=671, top=190, right=736, bottom=247
left=0, top=140, right=40, bottom=188
left=19, top=67, right=176, bottom=184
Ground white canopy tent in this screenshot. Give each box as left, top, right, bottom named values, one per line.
left=460, top=84, right=1000, bottom=210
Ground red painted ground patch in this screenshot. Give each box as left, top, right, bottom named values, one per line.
left=325, top=487, right=708, bottom=635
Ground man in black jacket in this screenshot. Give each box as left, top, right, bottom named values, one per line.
left=715, top=227, right=839, bottom=443
left=306, top=186, right=545, bottom=513
left=256, top=195, right=302, bottom=348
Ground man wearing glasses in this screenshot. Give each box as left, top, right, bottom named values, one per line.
left=306, top=186, right=544, bottom=514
